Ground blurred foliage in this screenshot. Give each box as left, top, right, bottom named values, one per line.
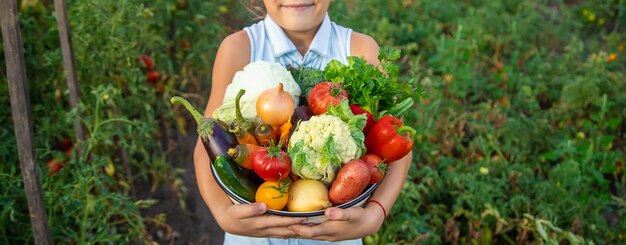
left=1, top=0, right=241, bottom=243
left=333, top=0, right=626, bottom=244
left=1, top=0, right=625, bottom=244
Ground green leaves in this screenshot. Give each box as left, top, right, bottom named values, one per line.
left=378, top=47, right=401, bottom=62
left=290, top=66, right=325, bottom=98
left=323, top=48, right=423, bottom=118
left=378, top=47, right=401, bottom=80
left=319, top=134, right=341, bottom=184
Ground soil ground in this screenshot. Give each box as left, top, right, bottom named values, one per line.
left=136, top=122, right=225, bottom=245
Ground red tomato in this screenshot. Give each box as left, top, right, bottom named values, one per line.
left=252, top=146, right=291, bottom=182
left=46, top=158, right=64, bottom=175
left=139, top=55, right=154, bottom=70
left=181, top=39, right=191, bottom=50
left=308, top=82, right=349, bottom=115
left=360, top=154, right=387, bottom=184
left=350, top=104, right=374, bottom=134
left=64, top=147, right=73, bottom=158
left=146, top=70, right=160, bottom=83
left=58, top=137, right=73, bottom=151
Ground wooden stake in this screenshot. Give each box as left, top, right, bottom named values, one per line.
left=54, top=0, right=86, bottom=145
left=0, top=0, right=51, bottom=244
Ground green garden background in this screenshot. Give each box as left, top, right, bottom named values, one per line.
left=1, top=0, right=625, bottom=244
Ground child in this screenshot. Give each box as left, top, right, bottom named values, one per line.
left=193, top=0, right=412, bottom=243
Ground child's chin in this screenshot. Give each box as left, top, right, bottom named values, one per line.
left=280, top=21, right=320, bottom=32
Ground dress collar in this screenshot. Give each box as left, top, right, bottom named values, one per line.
left=264, top=13, right=332, bottom=58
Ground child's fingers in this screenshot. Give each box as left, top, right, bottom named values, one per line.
left=325, top=207, right=358, bottom=221
left=230, top=202, right=267, bottom=219
left=256, top=215, right=308, bottom=228
left=260, top=227, right=300, bottom=238
left=288, top=223, right=332, bottom=239
left=229, top=203, right=305, bottom=227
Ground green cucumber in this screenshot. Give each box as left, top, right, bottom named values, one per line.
left=213, top=155, right=258, bottom=202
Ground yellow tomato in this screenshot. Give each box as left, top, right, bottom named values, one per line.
left=255, top=181, right=289, bottom=210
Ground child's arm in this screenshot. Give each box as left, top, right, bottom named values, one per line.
left=193, top=31, right=306, bottom=238
left=288, top=32, right=412, bottom=241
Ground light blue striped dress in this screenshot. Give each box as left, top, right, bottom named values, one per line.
left=222, top=13, right=362, bottom=245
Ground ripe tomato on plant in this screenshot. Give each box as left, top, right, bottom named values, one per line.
left=255, top=181, right=290, bottom=210
left=58, top=137, right=73, bottom=151
left=146, top=70, right=160, bottom=83
left=181, top=39, right=191, bottom=50
left=252, top=143, right=291, bottom=182
left=46, top=158, right=64, bottom=175
left=360, top=153, right=387, bottom=184
left=308, top=82, right=349, bottom=115
left=139, top=55, right=154, bottom=70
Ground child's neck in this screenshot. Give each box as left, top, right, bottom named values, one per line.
left=284, top=26, right=320, bottom=57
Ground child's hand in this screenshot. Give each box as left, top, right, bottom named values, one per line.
left=287, top=206, right=385, bottom=241
left=218, top=202, right=307, bottom=238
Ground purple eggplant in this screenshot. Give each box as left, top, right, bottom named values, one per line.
left=286, top=106, right=313, bottom=147
left=171, top=97, right=237, bottom=163
left=291, top=106, right=313, bottom=126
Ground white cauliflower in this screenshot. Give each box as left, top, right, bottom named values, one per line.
left=288, top=101, right=367, bottom=185
left=290, top=115, right=358, bottom=162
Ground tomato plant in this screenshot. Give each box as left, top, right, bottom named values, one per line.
left=0, top=0, right=236, bottom=242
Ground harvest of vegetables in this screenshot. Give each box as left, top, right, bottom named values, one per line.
left=172, top=50, right=420, bottom=214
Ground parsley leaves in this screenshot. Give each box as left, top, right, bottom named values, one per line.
left=324, top=48, right=424, bottom=118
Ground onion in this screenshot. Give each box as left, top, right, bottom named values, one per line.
left=256, top=83, right=295, bottom=127
left=287, top=179, right=332, bottom=212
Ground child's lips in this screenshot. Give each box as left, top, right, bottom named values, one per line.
left=281, top=3, right=314, bottom=12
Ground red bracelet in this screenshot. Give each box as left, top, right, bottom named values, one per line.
left=366, top=199, right=387, bottom=218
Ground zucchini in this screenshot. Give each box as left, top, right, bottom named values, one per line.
left=213, top=155, right=258, bottom=202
